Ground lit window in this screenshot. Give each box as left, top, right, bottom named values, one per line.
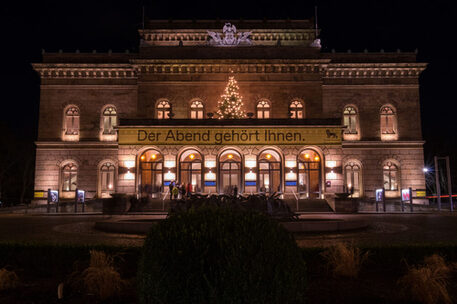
left=102, top=106, right=117, bottom=135
left=380, top=105, right=397, bottom=135
left=345, top=162, right=362, bottom=197
left=343, top=106, right=358, bottom=134
left=100, top=162, right=116, bottom=193
left=289, top=100, right=304, bottom=119
left=256, top=100, right=270, bottom=119
left=64, top=106, right=80, bottom=135
left=383, top=161, right=399, bottom=191
left=156, top=100, right=171, bottom=119
left=62, top=163, right=77, bottom=191
left=190, top=100, right=204, bottom=119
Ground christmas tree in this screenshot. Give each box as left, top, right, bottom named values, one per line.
left=216, top=75, right=246, bottom=119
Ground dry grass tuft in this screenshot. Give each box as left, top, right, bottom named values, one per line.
left=321, top=242, right=369, bottom=278
left=81, top=250, right=125, bottom=300
left=0, top=268, right=20, bottom=290
left=398, top=254, right=452, bottom=304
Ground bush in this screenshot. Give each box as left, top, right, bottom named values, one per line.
left=398, top=254, right=453, bottom=304
left=0, top=267, right=19, bottom=290
left=321, top=242, right=369, bottom=278
left=138, top=206, right=307, bottom=304
left=81, top=250, right=126, bottom=300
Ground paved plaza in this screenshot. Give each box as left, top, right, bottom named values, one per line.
left=1, top=212, right=457, bottom=247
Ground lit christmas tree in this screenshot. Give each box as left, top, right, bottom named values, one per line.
left=216, top=75, right=246, bottom=119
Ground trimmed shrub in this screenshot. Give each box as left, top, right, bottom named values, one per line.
left=138, top=206, right=306, bottom=304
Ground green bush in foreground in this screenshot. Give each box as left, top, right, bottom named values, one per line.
left=138, top=207, right=307, bottom=304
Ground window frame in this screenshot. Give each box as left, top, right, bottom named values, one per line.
left=190, top=100, right=205, bottom=119
left=156, top=100, right=171, bottom=119
left=256, top=99, right=271, bottom=119
left=289, top=100, right=304, bottom=119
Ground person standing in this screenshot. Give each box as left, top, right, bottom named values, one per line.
left=168, top=180, right=174, bottom=200
left=180, top=183, right=187, bottom=199
left=172, top=184, right=179, bottom=200
left=187, top=183, right=193, bottom=196
left=233, top=185, right=238, bottom=197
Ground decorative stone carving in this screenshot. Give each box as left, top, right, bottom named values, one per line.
left=207, top=23, right=252, bottom=46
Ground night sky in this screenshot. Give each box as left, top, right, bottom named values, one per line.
left=3, top=0, right=457, bottom=188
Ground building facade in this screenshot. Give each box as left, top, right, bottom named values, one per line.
left=32, top=19, right=427, bottom=203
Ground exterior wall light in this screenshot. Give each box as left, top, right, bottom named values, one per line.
left=245, top=160, right=256, bottom=168
left=205, top=160, right=216, bottom=168
left=165, top=160, right=176, bottom=168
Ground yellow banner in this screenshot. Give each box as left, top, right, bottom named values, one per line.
left=119, top=127, right=341, bottom=145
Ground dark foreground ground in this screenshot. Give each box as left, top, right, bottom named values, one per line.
left=1, top=212, right=457, bottom=247
left=2, top=212, right=457, bottom=303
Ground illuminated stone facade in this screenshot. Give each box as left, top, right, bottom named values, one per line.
left=32, top=20, right=427, bottom=203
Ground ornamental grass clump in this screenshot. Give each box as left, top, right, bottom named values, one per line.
left=138, top=206, right=307, bottom=304
left=0, top=267, right=19, bottom=290
left=81, top=250, right=125, bottom=300
left=398, top=254, right=452, bottom=304
left=321, top=242, right=369, bottom=278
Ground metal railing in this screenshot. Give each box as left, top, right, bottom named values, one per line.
left=162, top=188, right=169, bottom=211
left=292, top=190, right=299, bottom=211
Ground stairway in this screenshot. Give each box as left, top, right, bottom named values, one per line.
left=285, top=199, right=334, bottom=212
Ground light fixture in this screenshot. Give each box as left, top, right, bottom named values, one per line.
left=124, top=160, right=135, bottom=169
left=125, top=170, right=135, bottom=180
left=165, top=160, right=176, bottom=168
left=140, top=155, right=145, bottom=161
left=314, top=156, right=320, bottom=161
left=305, top=153, right=310, bottom=159
left=108, top=184, right=113, bottom=189
left=151, top=154, right=157, bottom=160
left=205, top=160, right=216, bottom=168
left=245, top=160, right=256, bottom=168
left=423, top=167, right=429, bottom=173
left=285, top=160, right=296, bottom=168
left=190, top=154, right=195, bottom=160
left=228, top=154, right=233, bottom=159
left=266, top=154, right=272, bottom=159
left=326, top=160, right=336, bottom=168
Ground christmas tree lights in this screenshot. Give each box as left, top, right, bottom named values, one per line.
left=216, top=75, right=246, bottom=119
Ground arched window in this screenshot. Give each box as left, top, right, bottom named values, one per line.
left=380, top=105, right=397, bottom=136
left=179, top=150, right=203, bottom=193
left=64, top=106, right=80, bottom=135
left=343, top=106, right=359, bottom=135
left=289, top=100, right=304, bottom=119
left=344, top=161, right=362, bottom=197
left=297, top=149, right=321, bottom=199
left=62, top=163, right=77, bottom=192
left=256, top=100, right=270, bottom=119
left=190, top=100, right=204, bottom=119
left=139, top=150, right=164, bottom=198
left=383, top=161, right=399, bottom=191
left=258, top=150, right=282, bottom=194
left=156, top=100, right=171, bottom=119
left=99, top=162, right=116, bottom=196
left=219, top=150, right=242, bottom=195
left=101, top=106, right=117, bottom=135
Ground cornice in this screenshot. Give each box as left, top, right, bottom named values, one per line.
left=324, top=63, right=427, bottom=79
left=35, top=141, right=119, bottom=149
left=32, top=63, right=137, bottom=79
left=342, top=140, right=425, bottom=149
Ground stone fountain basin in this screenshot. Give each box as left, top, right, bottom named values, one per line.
left=95, top=218, right=367, bottom=235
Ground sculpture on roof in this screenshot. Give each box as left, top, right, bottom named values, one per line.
left=207, top=23, right=252, bottom=46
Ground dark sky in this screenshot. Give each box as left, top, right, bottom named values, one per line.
left=2, top=0, right=457, bottom=176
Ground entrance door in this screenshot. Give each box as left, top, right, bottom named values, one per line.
left=298, top=149, right=321, bottom=199
left=139, top=150, right=163, bottom=198
left=258, top=150, right=282, bottom=194
left=179, top=150, right=203, bottom=193
left=219, top=150, right=242, bottom=194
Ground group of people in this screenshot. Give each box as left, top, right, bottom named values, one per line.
left=168, top=181, right=194, bottom=200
